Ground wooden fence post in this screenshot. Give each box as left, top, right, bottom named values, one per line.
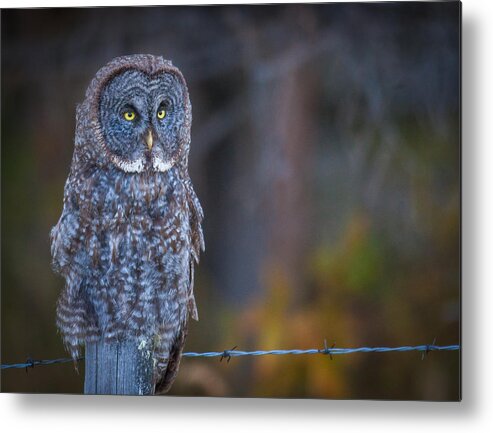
left=84, top=339, right=154, bottom=395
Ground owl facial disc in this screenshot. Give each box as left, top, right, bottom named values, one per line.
left=97, top=67, right=189, bottom=175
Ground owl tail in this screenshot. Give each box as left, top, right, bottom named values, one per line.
left=56, top=288, right=99, bottom=360
left=153, top=326, right=188, bottom=394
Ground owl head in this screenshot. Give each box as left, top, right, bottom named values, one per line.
left=76, top=54, right=192, bottom=173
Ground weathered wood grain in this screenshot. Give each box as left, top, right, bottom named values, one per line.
left=84, top=340, right=153, bottom=395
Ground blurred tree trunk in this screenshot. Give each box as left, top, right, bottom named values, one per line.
left=260, top=59, right=317, bottom=297
left=216, top=8, right=319, bottom=304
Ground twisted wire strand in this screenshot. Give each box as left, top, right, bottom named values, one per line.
left=1, top=344, right=460, bottom=370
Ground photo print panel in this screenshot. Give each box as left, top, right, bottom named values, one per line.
left=1, top=1, right=460, bottom=400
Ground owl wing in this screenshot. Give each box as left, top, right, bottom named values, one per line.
left=154, top=176, right=204, bottom=394
left=185, top=176, right=204, bottom=322
left=153, top=257, right=193, bottom=394
left=50, top=177, right=78, bottom=273
left=51, top=174, right=99, bottom=358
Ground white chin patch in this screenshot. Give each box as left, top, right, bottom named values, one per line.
left=110, top=155, right=174, bottom=173
left=111, top=155, right=145, bottom=173
left=152, top=155, right=174, bottom=172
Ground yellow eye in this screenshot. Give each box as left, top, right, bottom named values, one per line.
left=123, top=110, right=136, bottom=121
left=157, top=109, right=166, bottom=119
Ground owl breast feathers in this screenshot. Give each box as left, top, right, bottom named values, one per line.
left=50, top=55, right=204, bottom=393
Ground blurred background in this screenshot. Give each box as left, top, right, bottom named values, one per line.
left=1, top=2, right=460, bottom=400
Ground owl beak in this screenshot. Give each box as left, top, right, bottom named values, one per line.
left=145, top=130, right=153, bottom=150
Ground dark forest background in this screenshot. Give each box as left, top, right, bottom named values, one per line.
left=1, top=2, right=460, bottom=400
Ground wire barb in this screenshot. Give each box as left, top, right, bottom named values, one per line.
left=25, top=357, right=35, bottom=373
left=319, top=339, right=336, bottom=360
left=220, top=346, right=238, bottom=363
left=422, top=337, right=437, bottom=361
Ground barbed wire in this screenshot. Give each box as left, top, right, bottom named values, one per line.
left=1, top=343, right=460, bottom=370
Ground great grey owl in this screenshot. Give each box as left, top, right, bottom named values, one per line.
left=50, top=55, right=204, bottom=393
